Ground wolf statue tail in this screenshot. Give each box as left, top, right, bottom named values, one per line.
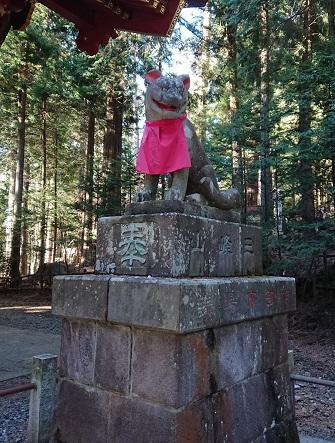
left=199, top=176, right=241, bottom=211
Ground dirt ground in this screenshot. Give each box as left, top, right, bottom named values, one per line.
left=0, top=288, right=334, bottom=442
left=0, top=289, right=59, bottom=443
left=0, top=288, right=52, bottom=309
left=289, top=296, right=335, bottom=441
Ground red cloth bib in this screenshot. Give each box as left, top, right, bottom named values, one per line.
left=136, top=114, right=191, bottom=174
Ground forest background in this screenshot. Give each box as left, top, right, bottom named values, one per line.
left=1, top=0, right=335, bottom=287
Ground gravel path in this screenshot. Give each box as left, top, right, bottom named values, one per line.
left=288, top=296, right=335, bottom=442
left=0, top=376, right=30, bottom=443
left=0, top=309, right=60, bottom=334
left=0, top=289, right=60, bottom=334
left=0, top=290, right=60, bottom=443
left=290, top=334, right=335, bottom=441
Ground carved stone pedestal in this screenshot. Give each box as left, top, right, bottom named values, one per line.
left=52, top=203, right=299, bottom=443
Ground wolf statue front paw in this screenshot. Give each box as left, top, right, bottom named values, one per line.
left=135, top=189, right=155, bottom=202
left=165, top=187, right=182, bottom=201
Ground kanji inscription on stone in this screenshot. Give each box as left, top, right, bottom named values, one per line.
left=224, top=292, right=238, bottom=311
left=219, top=234, right=233, bottom=254
left=243, top=237, right=254, bottom=254
left=279, top=288, right=290, bottom=306
left=265, top=289, right=275, bottom=307
left=190, top=232, right=205, bottom=276
left=247, top=288, right=257, bottom=307
left=118, top=223, right=148, bottom=267
left=191, top=232, right=204, bottom=251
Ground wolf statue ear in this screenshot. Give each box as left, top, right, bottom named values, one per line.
left=144, top=69, right=161, bottom=83
left=180, top=74, right=190, bottom=90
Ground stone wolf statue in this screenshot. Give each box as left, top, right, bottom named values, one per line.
left=135, top=69, right=240, bottom=211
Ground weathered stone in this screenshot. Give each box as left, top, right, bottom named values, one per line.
left=215, top=223, right=241, bottom=277
left=59, top=319, right=131, bottom=394
left=28, top=354, right=58, bottom=443
left=260, top=315, right=289, bottom=370
left=94, top=323, right=131, bottom=394
left=59, top=319, right=96, bottom=385
left=276, top=278, right=297, bottom=312
left=175, top=397, right=214, bottom=443
left=131, top=317, right=289, bottom=408
left=108, top=393, right=214, bottom=443
left=95, top=213, right=261, bottom=277
left=185, top=192, right=208, bottom=205
left=53, top=379, right=110, bottom=443
left=212, top=363, right=295, bottom=443
left=256, top=416, right=300, bottom=443
left=125, top=199, right=241, bottom=223
left=52, top=208, right=298, bottom=443
left=288, top=349, right=294, bottom=374
left=108, top=277, right=181, bottom=331
left=132, top=329, right=211, bottom=407
left=107, top=276, right=296, bottom=333
left=108, top=394, right=176, bottom=443
left=53, top=275, right=109, bottom=320
left=270, top=363, right=296, bottom=419
left=212, top=321, right=263, bottom=390
left=240, top=224, right=263, bottom=276
left=54, top=383, right=214, bottom=443
left=54, top=367, right=296, bottom=443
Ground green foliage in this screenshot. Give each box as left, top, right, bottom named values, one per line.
left=267, top=218, right=335, bottom=277
left=0, top=1, right=335, bottom=282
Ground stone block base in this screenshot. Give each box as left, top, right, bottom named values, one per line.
left=52, top=274, right=299, bottom=442
left=53, top=364, right=299, bottom=443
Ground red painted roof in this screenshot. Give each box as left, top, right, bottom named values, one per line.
left=0, top=0, right=206, bottom=54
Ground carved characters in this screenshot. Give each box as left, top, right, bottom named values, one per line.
left=117, top=224, right=148, bottom=266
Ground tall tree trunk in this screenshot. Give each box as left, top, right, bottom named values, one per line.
left=327, top=0, right=335, bottom=209
left=85, top=109, right=95, bottom=256
left=297, top=0, right=315, bottom=223
left=198, top=6, right=211, bottom=143
left=9, top=84, right=27, bottom=286
left=259, top=0, right=273, bottom=225
left=52, top=129, right=58, bottom=262
left=46, top=199, right=52, bottom=262
left=103, top=90, right=124, bottom=215
left=5, top=148, right=17, bottom=259
left=227, top=23, right=245, bottom=221
left=39, top=99, right=48, bottom=268
left=21, top=165, right=30, bottom=275
left=78, top=128, right=87, bottom=261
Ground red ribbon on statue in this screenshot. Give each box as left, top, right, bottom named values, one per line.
left=136, top=114, right=191, bottom=175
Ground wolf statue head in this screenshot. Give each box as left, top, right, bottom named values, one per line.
left=144, top=69, right=190, bottom=121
